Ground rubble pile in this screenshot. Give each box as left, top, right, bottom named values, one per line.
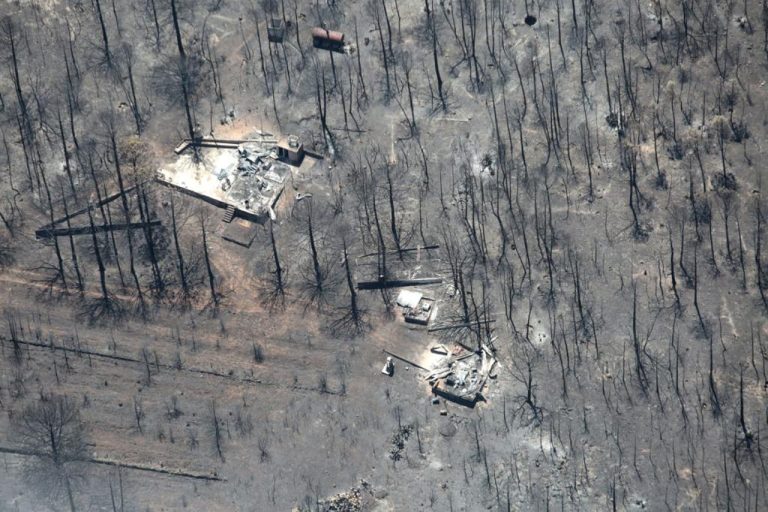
left=426, top=344, right=497, bottom=405
left=236, top=143, right=272, bottom=177
left=211, top=143, right=288, bottom=217
left=388, top=425, right=413, bottom=461
left=313, top=481, right=379, bottom=512
left=320, top=488, right=363, bottom=512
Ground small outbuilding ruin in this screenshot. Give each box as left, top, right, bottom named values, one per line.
left=267, top=18, right=285, bottom=43
left=276, top=135, right=305, bottom=166
left=396, top=290, right=436, bottom=326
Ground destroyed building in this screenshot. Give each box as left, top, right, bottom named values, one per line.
left=395, top=290, right=436, bottom=326
left=426, top=344, right=497, bottom=406
left=157, top=134, right=312, bottom=224
left=267, top=18, right=285, bottom=43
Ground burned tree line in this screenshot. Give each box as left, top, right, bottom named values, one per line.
left=0, top=0, right=767, bottom=510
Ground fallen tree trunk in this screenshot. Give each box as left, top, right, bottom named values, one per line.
left=0, top=445, right=223, bottom=481
left=36, top=220, right=161, bottom=239
left=427, top=319, right=496, bottom=332
left=39, top=184, right=140, bottom=232
left=357, top=277, right=443, bottom=290
left=382, top=349, right=429, bottom=371
left=359, top=245, right=440, bottom=258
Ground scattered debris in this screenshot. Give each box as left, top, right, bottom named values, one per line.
left=389, top=425, right=413, bottom=461
left=318, top=488, right=363, bottom=512
left=430, top=344, right=448, bottom=356
left=299, top=481, right=380, bottom=512
left=220, top=107, right=237, bottom=125
left=425, top=344, right=497, bottom=406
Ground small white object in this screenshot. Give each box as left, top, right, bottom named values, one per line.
left=396, top=290, right=423, bottom=309
left=382, top=357, right=394, bottom=376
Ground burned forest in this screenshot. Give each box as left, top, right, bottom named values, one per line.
left=1, top=0, right=768, bottom=510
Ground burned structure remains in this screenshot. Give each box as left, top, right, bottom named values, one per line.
left=157, top=133, right=313, bottom=224
left=396, top=290, right=436, bottom=326
left=276, top=135, right=305, bottom=166
left=267, top=18, right=286, bottom=43
left=426, top=344, right=497, bottom=406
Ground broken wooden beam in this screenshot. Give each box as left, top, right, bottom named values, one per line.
left=39, top=184, right=141, bottom=233
left=303, top=149, right=325, bottom=159
left=174, top=137, right=278, bottom=154
left=359, top=245, right=440, bottom=258
left=357, top=277, right=443, bottom=290
left=36, top=220, right=161, bottom=239
left=431, top=385, right=479, bottom=406
left=381, top=349, right=429, bottom=371
left=193, top=141, right=241, bottom=150
left=427, top=319, right=496, bottom=333
left=174, top=140, right=192, bottom=154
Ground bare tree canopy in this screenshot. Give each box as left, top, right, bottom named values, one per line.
left=14, top=395, right=86, bottom=511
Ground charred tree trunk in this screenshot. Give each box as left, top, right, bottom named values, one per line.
left=39, top=165, right=67, bottom=291
left=307, top=209, right=324, bottom=296
left=56, top=108, right=77, bottom=201
left=169, top=194, right=190, bottom=305
left=94, top=0, right=113, bottom=67
left=200, top=216, right=219, bottom=309
left=385, top=164, right=402, bottom=257
left=87, top=206, right=110, bottom=304
left=426, top=0, right=447, bottom=111
left=60, top=187, right=84, bottom=294
left=137, top=185, right=164, bottom=295
left=268, top=220, right=285, bottom=302
left=170, top=0, right=196, bottom=141
left=109, top=129, right=145, bottom=315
